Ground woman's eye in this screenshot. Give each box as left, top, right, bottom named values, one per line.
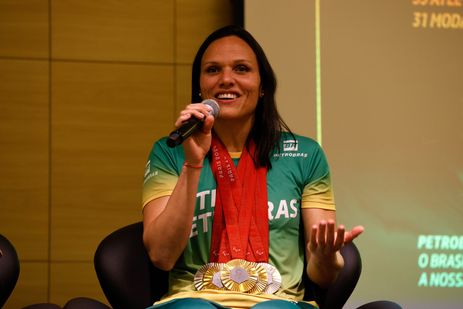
left=205, top=66, right=219, bottom=73
left=235, top=65, right=249, bottom=72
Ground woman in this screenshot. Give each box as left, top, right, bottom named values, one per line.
left=142, top=25, right=364, bottom=309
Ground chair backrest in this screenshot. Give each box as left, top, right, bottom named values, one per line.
left=94, top=222, right=361, bottom=309
left=0, top=234, right=20, bottom=308
left=94, top=222, right=168, bottom=309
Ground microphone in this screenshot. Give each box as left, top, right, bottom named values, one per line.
left=166, top=99, right=220, bottom=148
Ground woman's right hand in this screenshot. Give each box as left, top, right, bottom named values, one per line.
left=175, top=103, right=216, bottom=165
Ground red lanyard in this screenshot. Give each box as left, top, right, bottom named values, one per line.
left=209, top=134, right=269, bottom=263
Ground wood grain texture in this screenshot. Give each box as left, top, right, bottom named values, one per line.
left=52, top=0, right=174, bottom=62
left=0, top=0, right=49, bottom=58
left=50, top=61, right=174, bottom=261
left=0, top=59, right=49, bottom=260
left=176, top=0, right=235, bottom=63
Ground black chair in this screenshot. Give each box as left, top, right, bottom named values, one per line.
left=0, top=234, right=63, bottom=309
left=95, top=222, right=168, bottom=309
left=65, top=222, right=401, bottom=309
left=0, top=234, right=20, bottom=308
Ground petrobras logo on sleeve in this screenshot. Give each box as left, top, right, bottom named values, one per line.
left=143, top=160, right=159, bottom=184
left=274, top=139, right=308, bottom=158
left=283, top=139, right=298, bottom=151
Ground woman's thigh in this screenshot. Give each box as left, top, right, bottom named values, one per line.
left=148, top=298, right=228, bottom=309
left=252, top=300, right=317, bottom=309
left=148, top=298, right=316, bottom=309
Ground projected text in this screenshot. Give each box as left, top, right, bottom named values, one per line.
left=417, top=235, right=463, bottom=288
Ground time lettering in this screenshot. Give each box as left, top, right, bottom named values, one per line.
left=412, top=0, right=462, bottom=6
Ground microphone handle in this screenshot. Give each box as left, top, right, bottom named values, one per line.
left=166, top=117, right=203, bottom=148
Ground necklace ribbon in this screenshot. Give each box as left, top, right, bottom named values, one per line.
left=209, top=134, right=269, bottom=263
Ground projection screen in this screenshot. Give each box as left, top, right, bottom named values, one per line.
left=245, top=1, right=463, bottom=308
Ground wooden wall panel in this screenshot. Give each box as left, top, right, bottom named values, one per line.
left=176, top=0, right=235, bottom=63
left=0, top=1, right=235, bottom=307
left=52, top=0, right=174, bottom=62
left=50, top=61, right=174, bottom=261
left=4, top=262, right=49, bottom=308
left=0, top=0, right=49, bottom=58
left=0, top=59, right=49, bottom=260
left=175, top=64, right=192, bottom=115
left=50, top=262, right=107, bottom=305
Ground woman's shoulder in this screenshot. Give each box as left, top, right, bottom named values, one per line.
left=149, top=136, right=186, bottom=159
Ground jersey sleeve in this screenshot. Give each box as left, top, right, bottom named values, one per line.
left=301, top=142, right=336, bottom=210
left=142, top=138, right=181, bottom=208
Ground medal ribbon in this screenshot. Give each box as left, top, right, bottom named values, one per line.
left=209, top=134, right=269, bottom=263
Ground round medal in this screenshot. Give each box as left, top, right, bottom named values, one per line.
left=221, top=259, right=258, bottom=292
left=259, top=263, right=282, bottom=294
left=247, top=262, right=269, bottom=294
left=194, top=263, right=224, bottom=291
left=194, top=263, right=211, bottom=291
left=204, top=263, right=225, bottom=290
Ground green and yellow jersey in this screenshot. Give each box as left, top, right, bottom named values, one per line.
left=142, top=132, right=335, bottom=308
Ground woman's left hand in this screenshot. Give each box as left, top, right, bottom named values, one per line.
left=306, top=220, right=364, bottom=286
left=308, top=220, right=364, bottom=259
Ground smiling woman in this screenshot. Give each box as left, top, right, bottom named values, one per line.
left=141, top=25, right=365, bottom=309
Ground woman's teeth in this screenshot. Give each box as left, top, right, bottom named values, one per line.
left=217, top=93, right=237, bottom=100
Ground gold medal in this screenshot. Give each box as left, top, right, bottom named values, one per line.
left=194, top=263, right=224, bottom=291
left=259, top=263, right=282, bottom=294
left=221, top=259, right=258, bottom=292
left=194, top=263, right=211, bottom=291
left=195, top=260, right=281, bottom=294
left=247, top=262, right=269, bottom=294
left=203, top=263, right=225, bottom=290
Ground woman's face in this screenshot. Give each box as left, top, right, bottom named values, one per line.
left=199, top=35, right=261, bottom=122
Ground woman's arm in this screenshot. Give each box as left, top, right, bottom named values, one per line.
left=142, top=164, right=202, bottom=271
left=302, top=208, right=364, bottom=288
left=142, top=104, right=215, bottom=271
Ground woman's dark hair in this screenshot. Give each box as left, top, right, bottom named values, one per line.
left=191, top=25, right=292, bottom=168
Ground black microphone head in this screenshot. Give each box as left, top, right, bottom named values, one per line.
left=202, top=99, right=220, bottom=117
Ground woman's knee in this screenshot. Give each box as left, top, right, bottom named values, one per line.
left=151, top=298, right=223, bottom=308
